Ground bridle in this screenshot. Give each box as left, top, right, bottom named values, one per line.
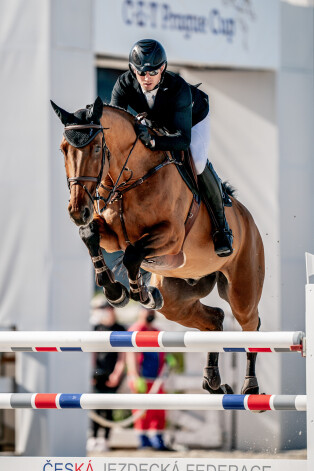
left=64, top=122, right=142, bottom=216
left=64, top=122, right=182, bottom=231
left=64, top=123, right=109, bottom=211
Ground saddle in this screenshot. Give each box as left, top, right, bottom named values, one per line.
left=136, top=113, right=232, bottom=207
left=176, top=149, right=232, bottom=208
left=135, top=115, right=233, bottom=270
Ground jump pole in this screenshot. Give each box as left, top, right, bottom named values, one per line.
left=306, top=266, right=314, bottom=469
left=0, top=393, right=307, bottom=411
left=0, top=330, right=304, bottom=353
left=0, top=255, right=312, bottom=470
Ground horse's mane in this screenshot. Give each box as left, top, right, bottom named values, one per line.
left=103, top=102, right=137, bottom=125
left=102, top=103, right=157, bottom=132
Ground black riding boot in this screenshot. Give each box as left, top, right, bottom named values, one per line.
left=198, top=161, right=233, bottom=257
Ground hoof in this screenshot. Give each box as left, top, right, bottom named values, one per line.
left=203, top=381, right=234, bottom=395
left=141, top=286, right=164, bottom=310
left=241, top=376, right=259, bottom=395
left=203, top=366, right=221, bottom=391
left=105, top=284, right=129, bottom=308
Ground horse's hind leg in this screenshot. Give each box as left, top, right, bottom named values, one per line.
left=241, top=317, right=261, bottom=394
left=203, top=353, right=234, bottom=394
left=79, top=220, right=129, bottom=307
left=217, top=240, right=264, bottom=395
left=153, top=274, right=232, bottom=394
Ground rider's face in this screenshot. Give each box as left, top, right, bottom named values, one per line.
left=134, top=65, right=165, bottom=92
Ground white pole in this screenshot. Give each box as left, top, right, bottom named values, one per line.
left=306, top=281, right=314, bottom=470
left=0, top=330, right=304, bottom=352
left=0, top=393, right=307, bottom=411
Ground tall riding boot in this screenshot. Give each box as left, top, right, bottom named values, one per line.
left=198, top=161, right=233, bottom=257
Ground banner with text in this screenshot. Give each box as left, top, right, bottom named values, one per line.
left=94, top=0, right=279, bottom=69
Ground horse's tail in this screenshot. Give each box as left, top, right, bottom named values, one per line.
left=222, top=181, right=237, bottom=199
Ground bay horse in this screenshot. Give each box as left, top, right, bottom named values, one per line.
left=51, top=97, right=265, bottom=395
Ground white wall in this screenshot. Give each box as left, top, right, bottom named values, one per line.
left=181, top=68, right=282, bottom=451
left=0, top=0, right=312, bottom=456
left=180, top=0, right=314, bottom=448
left=0, top=0, right=95, bottom=455
left=278, top=0, right=314, bottom=449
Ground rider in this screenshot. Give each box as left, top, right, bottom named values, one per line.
left=110, top=39, right=233, bottom=257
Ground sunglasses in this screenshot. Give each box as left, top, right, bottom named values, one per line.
left=135, top=69, right=160, bottom=77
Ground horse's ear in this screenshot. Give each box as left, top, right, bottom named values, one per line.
left=50, top=100, right=73, bottom=125
left=91, top=96, right=103, bottom=121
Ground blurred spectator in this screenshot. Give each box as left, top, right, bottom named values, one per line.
left=87, top=297, right=126, bottom=453
left=127, top=307, right=170, bottom=451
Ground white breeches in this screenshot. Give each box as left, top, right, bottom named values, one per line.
left=190, top=112, right=210, bottom=174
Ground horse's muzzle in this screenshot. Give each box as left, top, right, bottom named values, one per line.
left=68, top=204, right=93, bottom=226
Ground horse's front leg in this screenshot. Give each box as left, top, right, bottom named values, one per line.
left=123, top=223, right=182, bottom=310
left=79, top=220, right=129, bottom=307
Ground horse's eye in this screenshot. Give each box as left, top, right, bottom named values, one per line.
left=95, top=146, right=101, bottom=153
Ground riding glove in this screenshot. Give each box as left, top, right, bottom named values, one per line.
left=135, top=123, right=155, bottom=149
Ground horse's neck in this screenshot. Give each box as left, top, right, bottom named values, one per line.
left=102, top=108, right=164, bottom=182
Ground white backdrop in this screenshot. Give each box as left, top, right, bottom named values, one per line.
left=94, top=0, right=279, bottom=69
left=0, top=0, right=312, bottom=457
left=0, top=0, right=95, bottom=456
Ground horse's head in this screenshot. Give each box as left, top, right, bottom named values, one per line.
left=51, top=97, right=108, bottom=226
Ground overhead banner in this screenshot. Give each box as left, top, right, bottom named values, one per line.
left=94, top=0, right=279, bottom=69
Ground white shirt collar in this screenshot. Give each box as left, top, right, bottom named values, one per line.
left=141, top=87, right=159, bottom=109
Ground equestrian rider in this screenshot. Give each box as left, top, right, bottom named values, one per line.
left=110, top=39, right=233, bottom=257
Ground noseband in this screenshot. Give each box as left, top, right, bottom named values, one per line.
left=64, top=123, right=108, bottom=209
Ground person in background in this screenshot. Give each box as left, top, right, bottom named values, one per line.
left=87, top=297, right=126, bottom=453
left=127, top=307, right=170, bottom=451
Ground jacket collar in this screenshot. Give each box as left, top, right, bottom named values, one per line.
left=130, top=71, right=169, bottom=112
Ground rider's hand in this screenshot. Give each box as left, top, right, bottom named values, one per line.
left=135, top=123, right=155, bottom=150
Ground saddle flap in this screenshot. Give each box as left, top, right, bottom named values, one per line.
left=174, top=148, right=199, bottom=198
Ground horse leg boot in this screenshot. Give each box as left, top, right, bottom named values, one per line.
left=123, top=238, right=163, bottom=310
left=241, top=317, right=261, bottom=394
left=203, top=352, right=234, bottom=395
left=79, top=221, right=129, bottom=307
left=198, top=161, right=233, bottom=257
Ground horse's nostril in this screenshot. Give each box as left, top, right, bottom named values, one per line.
left=83, top=207, right=90, bottom=221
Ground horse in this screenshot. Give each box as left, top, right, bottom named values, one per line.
left=51, top=96, right=265, bottom=395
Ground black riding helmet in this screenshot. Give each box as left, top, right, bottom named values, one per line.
left=129, top=39, right=167, bottom=74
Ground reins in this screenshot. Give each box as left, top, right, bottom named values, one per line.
left=64, top=121, right=182, bottom=216
left=64, top=120, right=184, bottom=244
left=95, top=135, right=140, bottom=213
